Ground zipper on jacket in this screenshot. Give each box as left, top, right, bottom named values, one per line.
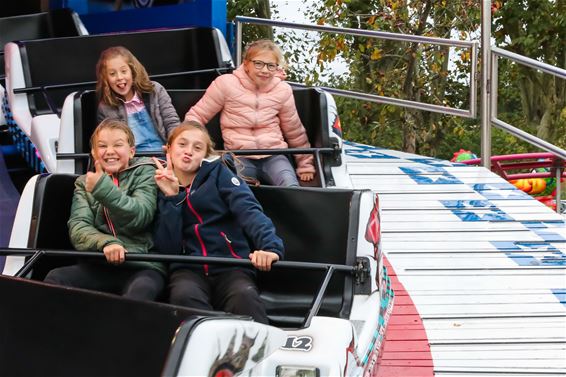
left=186, top=189, right=208, bottom=274
left=220, top=231, right=241, bottom=259
left=194, top=224, right=209, bottom=275
left=254, top=93, right=259, bottom=134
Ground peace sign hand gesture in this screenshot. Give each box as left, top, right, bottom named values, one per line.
left=86, top=160, right=105, bottom=193
left=153, top=155, right=179, bottom=196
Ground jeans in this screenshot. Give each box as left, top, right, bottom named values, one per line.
left=44, top=263, right=165, bottom=301
left=168, top=269, right=268, bottom=324
left=127, top=108, right=163, bottom=151
left=238, top=155, right=298, bottom=187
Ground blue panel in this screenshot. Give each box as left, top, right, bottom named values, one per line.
left=472, top=182, right=517, bottom=191
left=552, top=289, right=566, bottom=305
left=481, top=190, right=531, bottom=200
left=452, top=210, right=513, bottom=222
left=491, top=241, right=561, bottom=251
left=75, top=2, right=226, bottom=37
left=408, top=174, right=463, bottom=184
left=530, top=231, right=566, bottom=242
left=507, top=251, right=566, bottom=266
left=408, top=157, right=454, bottom=167
left=441, top=200, right=495, bottom=209
left=345, top=150, right=398, bottom=159
left=400, top=166, right=446, bottom=175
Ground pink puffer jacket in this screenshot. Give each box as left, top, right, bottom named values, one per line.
left=185, top=65, right=315, bottom=175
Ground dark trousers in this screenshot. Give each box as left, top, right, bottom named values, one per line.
left=44, top=263, right=165, bottom=301
left=168, top=269, right=268, bottom=324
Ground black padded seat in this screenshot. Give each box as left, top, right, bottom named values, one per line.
left=0, top=8, right=85, bottom=80
left=251, top=185, right=361, bottom=327
left=169, top=88, right=334, bottom=186
left=69, top=87, right=334, bottom=185
left=26, top=173, right=77, bottom=280
left=25, top=174, right=360, bottom=329
left=16, top=27, right=230, bottom=116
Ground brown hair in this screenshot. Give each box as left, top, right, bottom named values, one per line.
left=243, top=39, right=286, bottom=69
left=166, top=121, right=216, bottom=158
left=96, top=46, right=154, bottom=107
left=90, top=118, right=136, bottom=150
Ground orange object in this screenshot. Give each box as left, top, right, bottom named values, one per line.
left=511, top=179, right=532, bottom=193
left=527, top=178, right=547, bottom=195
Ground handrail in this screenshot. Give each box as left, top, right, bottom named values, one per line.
left=290, top=82, right=472, bottom=118
left=1, top=247, right=363, bottom=325
left=0, top=248, right=356, bottom=273
left=56, top=147, right=335, bottom=159
left=459, top=152, right=566, bottom=181
left=235, top=16, right=479, bottom=119
left=12, top=67, right=232, bottom=95
left=491, top=47, right=566, bottom=79
left=489, top=47, right=566, bottom=212
left=56, top=146, right=336, bottom=187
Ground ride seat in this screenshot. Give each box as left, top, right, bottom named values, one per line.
left=5, top=26, right=232, bottom=172
left=23, top=174, right=359, bottom=329
left=251, top=185, right=360, bottom=328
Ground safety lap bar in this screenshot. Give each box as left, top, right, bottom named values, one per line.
left=57, top=147, right=337, bottom=187
left=0, top=248, right=367, bottom=328
left=11, top=67, right=232, bottom=115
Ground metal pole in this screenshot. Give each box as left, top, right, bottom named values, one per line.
left=555, top=164, right=562, bottom=214
left=480, top=0, right=492, bottom=169
left=236, top=20, right=243, bottom=66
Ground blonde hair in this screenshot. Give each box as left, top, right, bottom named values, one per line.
left=90, top=118, right=135, bottom=150
left=167, top=121, right=216, bottom=158
left=96, top=46, right=154, bottom=107
left=243, top=39, right=287, bottom=69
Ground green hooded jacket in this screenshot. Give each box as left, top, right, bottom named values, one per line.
left=68, top=157, right=164, bottom=274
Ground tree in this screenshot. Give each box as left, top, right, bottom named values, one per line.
left=492, top=0, right=566, bottom=150
left=227, top=0, right=275, bottom=44
left=293, top=0, right=483, bottom=159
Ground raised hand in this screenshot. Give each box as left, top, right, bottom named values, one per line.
left=153, top=154, right=179, bottom=196
left=249, top=250, right=279, bottom=272
left=86, top=160, right=105, bottom=192
left=103, top=243, right=127, bottom=264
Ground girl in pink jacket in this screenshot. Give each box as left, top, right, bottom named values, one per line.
left=184, top=40, right=315, bottom=187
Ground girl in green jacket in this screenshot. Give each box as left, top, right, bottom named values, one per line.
left=44, top=119, right=165, bottom=301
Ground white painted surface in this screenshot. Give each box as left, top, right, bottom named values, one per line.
left=343, top=143, right=566, bottom=375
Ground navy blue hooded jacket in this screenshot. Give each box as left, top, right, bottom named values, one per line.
left=153, top=154, right=284, bottom=274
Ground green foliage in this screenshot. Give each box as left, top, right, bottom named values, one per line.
left=230, top=0, right=565, bottom=161
left=227, top=0, right=276, bottom=45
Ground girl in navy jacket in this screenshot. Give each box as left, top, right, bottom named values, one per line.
left=153, top=121, right=283, bottom=323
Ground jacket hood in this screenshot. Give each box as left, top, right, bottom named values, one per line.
left=123, top=156, right=156, bottom=171
left=191, top=153, right=241, bottom=189
left=233, top=65, right=282, bottom=93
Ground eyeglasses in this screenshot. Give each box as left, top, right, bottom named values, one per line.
left=251, top=60, right=278, bottom=71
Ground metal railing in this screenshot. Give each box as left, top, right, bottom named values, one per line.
left=0, top=248, right=363, bottom=328
left=489, top=46, right=566, bottom=212
left=235, top=16, right=479, bottom=119
left=12, top=67, right=231, bottom=116
left=236, top=14, right=566, bottom=213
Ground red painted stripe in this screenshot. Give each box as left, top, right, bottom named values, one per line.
left=375, top=257, right=434, bottom=377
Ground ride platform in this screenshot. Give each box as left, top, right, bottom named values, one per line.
left=342, top=142, right=566, bottom=376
